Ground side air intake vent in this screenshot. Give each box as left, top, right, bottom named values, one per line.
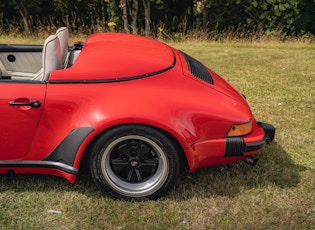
left=181, top=51, right=214, bottom=84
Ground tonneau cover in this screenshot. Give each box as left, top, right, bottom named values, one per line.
left=50, top=33, right=175, bottom=81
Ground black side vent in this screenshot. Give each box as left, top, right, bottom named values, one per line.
left=181, top=51, right=214, bottom=84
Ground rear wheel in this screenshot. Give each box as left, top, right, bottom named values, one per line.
left=89, top=125, right=180, bottom=201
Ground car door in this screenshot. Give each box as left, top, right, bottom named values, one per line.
left=0, top=82, right=46, bottom=160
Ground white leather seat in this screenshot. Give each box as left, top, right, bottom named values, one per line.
left=56, top=27, right=69, bottom=67
left=33, top=35, right=62, bottom=81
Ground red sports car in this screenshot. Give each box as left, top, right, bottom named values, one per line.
left=0, top=28, right=275, bottom=200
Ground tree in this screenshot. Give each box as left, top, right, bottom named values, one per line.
left=142, top=0, right=151, bottom=36
left=195, top=0, right=216, bottom=31
left=121, top=0, right=130, bottom=33
left=238, top=0, right=300, bottom=38
left=294, top=0, right=315, bottom=35
left=107, top=0, right=120, bottom=31
left=120, top=0, right=138, bottom=34
left=12, top=0, right=41, bottom=35
left=129, top=0, right=139, bottom=34
left=0, top=0, right=313, bottom=37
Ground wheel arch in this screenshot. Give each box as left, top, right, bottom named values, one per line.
left=78, top=123, right=189, bottom=173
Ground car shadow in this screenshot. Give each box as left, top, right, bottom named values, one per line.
left=0, top=141, right=305, bottom=200
left=167, top=141, right=306, bottom=200
left=0, top=166, right=103, bottom=198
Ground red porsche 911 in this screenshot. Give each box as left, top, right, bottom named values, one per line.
left=0, top=27, right=275, bottom=200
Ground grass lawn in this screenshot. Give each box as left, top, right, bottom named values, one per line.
left=0, top=38, right=314, bottom=229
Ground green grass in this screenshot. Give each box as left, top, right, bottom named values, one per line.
left=0, top=39, right=314, bottom=229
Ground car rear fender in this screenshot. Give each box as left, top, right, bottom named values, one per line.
left=73, top=122, right=189, bottom=171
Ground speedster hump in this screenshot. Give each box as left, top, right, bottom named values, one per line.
left=50, top=33, right=175, bottom=81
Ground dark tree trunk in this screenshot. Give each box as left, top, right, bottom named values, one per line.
left=142, top=0, right=151, bottom=37
left=202, top=5, right=209, bottom=32
left=13, top=0, right=32, bottom=35
left=121, top=0, right=130, bottom=33
left=129, top=0, right=138, bottom=34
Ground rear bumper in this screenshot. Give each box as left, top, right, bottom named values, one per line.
left=258, top=122, right=275, bottom=144
left=225, top=122, right=275, bottom=157
left=186, top=121, right=275, bottom=172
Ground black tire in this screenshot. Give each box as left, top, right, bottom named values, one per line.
left=89, top=125, right=180, bottom=201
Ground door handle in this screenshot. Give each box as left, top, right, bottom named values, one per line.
left=9, top=100, right=41, bottom=108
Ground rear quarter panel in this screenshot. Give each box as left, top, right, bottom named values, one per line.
left=28, top=56, right=252, bottom=168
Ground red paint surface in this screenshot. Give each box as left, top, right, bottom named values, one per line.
left=0, top=33, right=267, bottom=181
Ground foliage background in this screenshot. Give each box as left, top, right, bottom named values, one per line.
left=0, top=0, right=314, bottom=40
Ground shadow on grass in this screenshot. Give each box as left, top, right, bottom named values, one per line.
left=168, top=141, right=307, bottom=200
left=0, top=167, right=103, bottom=198
left=0, top=141, right=306, bottom=200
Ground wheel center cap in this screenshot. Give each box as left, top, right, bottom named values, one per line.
left=130, top=160, right=139, bottom=167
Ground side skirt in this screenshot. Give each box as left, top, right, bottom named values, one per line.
left=0, top=127, right=95, bottom=177
left=0, top=160, right=78, bottom=175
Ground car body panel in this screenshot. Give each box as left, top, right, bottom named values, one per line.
left=186, top=119, right=265, bottom=171
left=0, top=32, right=275, bottom=185
left=0, top=83, right=46, bottom=159
left=50, top=33, right=175, bottom=81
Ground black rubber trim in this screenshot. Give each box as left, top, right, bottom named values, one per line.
left=225, top=122, right=275, bottom=157
left=245, top=139, right=265, bottom=152
left=225, top=136, right=264, bottom=157
left=258, top=122, right=275, bottom=144
left=0, top=127, right=94, bottom=175
left=0, top=79, right=45, bottom=84
left=0, top=44, right=43, bottom=52
left=44, top=127, right=94, bottom=166
left=48, top=51, right=176, bottom=84
left=0, top=161, right=78, bottom=175
left=225, top=137, right=246, bottom=157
